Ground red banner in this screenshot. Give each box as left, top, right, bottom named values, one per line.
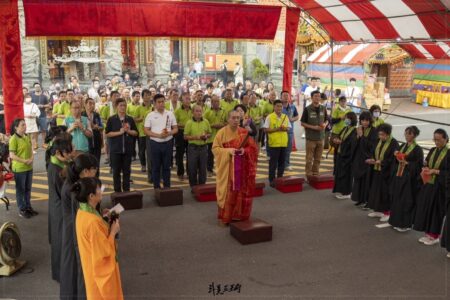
left=23, top=0, right=281, bottom=40
left=282, top=7, right=300, bottom=94
left=0, top=0, right=23, bottom=134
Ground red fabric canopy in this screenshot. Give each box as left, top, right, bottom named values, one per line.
left=291, top=0, right=449, bottom=42
left=307, top=43, right=388, bottom=64
left=0, top=0, right=23, bottom=134
left=399, top=42, right=450, bottom=60
left=23, top=0, right=281, bottom=40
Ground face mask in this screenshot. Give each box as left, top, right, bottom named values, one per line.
left=373, top=112, right=380, bottom=118
left=344, top=119, right=351, bottom=126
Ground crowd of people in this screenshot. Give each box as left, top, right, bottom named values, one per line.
left=0, top=72, right=448, bottom=299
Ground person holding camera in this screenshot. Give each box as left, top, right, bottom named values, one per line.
left=184, top=105, right=211, bottom=188
left=73, top=177, right=123, bottom=300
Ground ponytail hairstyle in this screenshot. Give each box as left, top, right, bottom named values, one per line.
left=405, top=126, right=420, bottom=138
left=50, top=137, right=73, bottom=157
left=71, top=177, right=102, bottom=204
left=10, top=118, right=25, bottom=136
left=66, top=153, right=98, bottom=184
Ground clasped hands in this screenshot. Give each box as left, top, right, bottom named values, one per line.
left=365, top=158, right=380, bottom=165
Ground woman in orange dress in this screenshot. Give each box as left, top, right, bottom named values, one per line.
left=73, top=177, right=123, bottom=300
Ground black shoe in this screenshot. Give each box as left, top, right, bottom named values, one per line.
left=354, top=201, right=362, bottom=206
left=27, top=208, right=39, bottom=216
left=19, top=210, right=32, bottom=219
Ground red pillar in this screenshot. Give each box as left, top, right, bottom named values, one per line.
left=283, top=8, right=300, bottom=151
left=282, top=7, right=300, bottom=93
left=0, top=0, right=23, bottom=134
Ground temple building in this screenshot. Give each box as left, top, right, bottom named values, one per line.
left=9, top=0, right=328, bottom=90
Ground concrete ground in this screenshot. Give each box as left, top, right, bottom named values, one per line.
left=0, top=97, right=449, bottom=299
left=0, top=184, right=449, bottom=300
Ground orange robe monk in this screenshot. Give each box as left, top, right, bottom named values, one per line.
left=76, top=203, right=124, bottom=300
left=213, top=118, right=258, bottom=225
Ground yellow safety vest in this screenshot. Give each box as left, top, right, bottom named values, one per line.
left=267, top=112, right=289, bottom=148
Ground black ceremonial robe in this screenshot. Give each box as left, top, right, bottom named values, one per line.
left=351, top=127, right=378, bottom=204
left=332, top=126, right=357, bottom=195
left=47, top=161, right=64, bottom=282
left=413, top=147, right=449, bottom=235
left=60, top=181, right=86, bottom=300
left=367, top=138, right=399, bottom=212
left=388, top=144, right=424, bottom=228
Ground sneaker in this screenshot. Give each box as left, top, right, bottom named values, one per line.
left=418, top=236, right=431, bottom=244
left=394, top=227, right=410, bottom=232
left=141, top=166, right=146, bottom=172
left=368, top=212, right=384, bottom=218
left=334, top=193, right=343, bottom=199
left=423, top=238, right=440, bottom=246
left=337, top=194, right=351, bottom=199
left=19, top=210, right=31, bottom=219
left=27, top=208, right=39, bottom=216
left=379, top=214, right=390, bottom=222
left=361, top=203, right=370, bottom=210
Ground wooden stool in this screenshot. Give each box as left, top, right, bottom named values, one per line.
left=274, top=176, right=305, bottom=193
left=230, top=218, right=272, bottom=245
left=111, top=191, right=143, bottom=210
left=155, top=188, right=183, bottom=206
left=192, top=184, right=216, bottom=202
left=307, top=174, right=335, bottom=190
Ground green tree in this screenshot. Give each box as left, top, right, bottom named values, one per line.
left=251, top=58, right=269, bottom=82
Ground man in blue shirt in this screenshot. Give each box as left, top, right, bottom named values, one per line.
left=281, top=91, right=299, bottom=171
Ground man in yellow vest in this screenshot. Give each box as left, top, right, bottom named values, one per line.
left=263, top=100, right=290, bottom=187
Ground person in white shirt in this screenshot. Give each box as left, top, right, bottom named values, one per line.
left=345, top=77, right=361, bottom=113
left=233, top=62, right=243, bottom=85
left=23, top=95, right=41, bottom=152
left=193, top=58, right=203, bottom=76
left=144, top=94, right=178, bottom=189
left=87, top=79, right=100, bottom=102
left=303, top=77, right=319, bottom=108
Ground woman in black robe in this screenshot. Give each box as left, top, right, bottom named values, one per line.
left=388, top=126, right=423, bottom=231
left=441, top=150, right=450, bottom=257
left=47, top=137, right=73, bottom=282
left=413, top=129, right=449, bottom=246
left=367, top=123, right=399, bottom=222
left=332, top=111, right=358, bottom=199
left=60, top=153, right=98, bottom=300
left=351, top=111, right=378, bottom=207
